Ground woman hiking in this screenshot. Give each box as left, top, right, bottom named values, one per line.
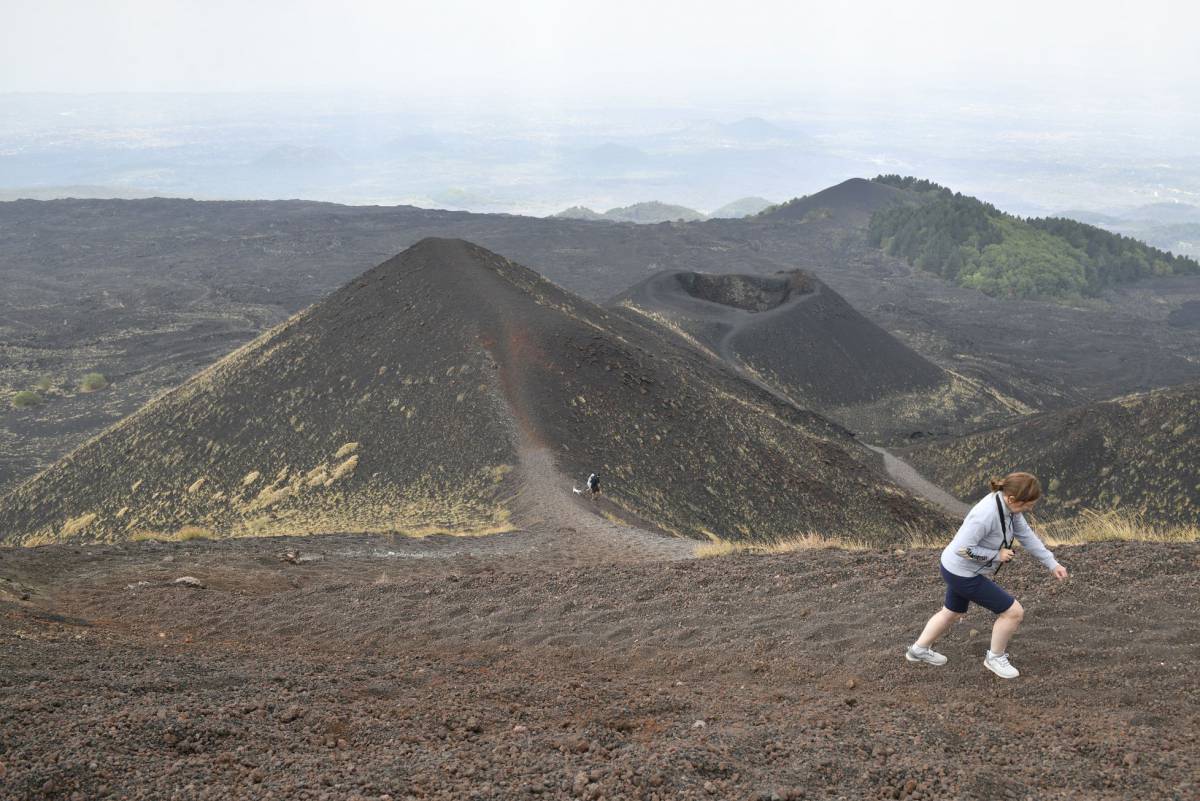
left=905, top=472, right=1069, bottom=678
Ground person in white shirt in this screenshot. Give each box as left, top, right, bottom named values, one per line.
left=904, top=472, right=1069, bottom=678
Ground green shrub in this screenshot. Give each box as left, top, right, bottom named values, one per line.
left=34, top=376, right=54, bottom=392
left=11, top=390, right=42, bottom=409
left=80, top=372, right=109, bottom=393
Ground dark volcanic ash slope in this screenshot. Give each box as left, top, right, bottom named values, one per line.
left=0, top=239, right=950, bottom=546
left=759, top=177, right=912, bottom=225
left=613, top=270, right=1016, bottom=442
left=5, top=194, right=1200, bottom=497
left=901, top=384, right=1200, bottom=525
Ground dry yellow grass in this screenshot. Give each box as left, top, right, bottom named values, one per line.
left=1035, top=509, right=1200, bottom=545
left=130, top=526, right=217, bottom=543
left=694, top=532, right=871, bottom=558
left=60, top=512, right=98, bottom=538
left=905, top=510, right=1198, bottom=549
left=393, top=522, right=517, bottom=539
left=696, top=510, right=1199, bottom=558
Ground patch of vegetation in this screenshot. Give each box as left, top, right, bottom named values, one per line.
left=79, top=372, right=109, bottom=392
left=34, top=376, right=54, bottom=392
left=695, top=531, right=873, bottom=558
left=175, top=525, right=216, bottom=541
left=867, top=175, right=1199, bottom=299
left=1036, top=509, right=1199, bottom=546
left=703, top=513, right=1200, bottom=558
left=11, top=390, right=42, bottom=409
left=130, top=526, right=217, bottom=542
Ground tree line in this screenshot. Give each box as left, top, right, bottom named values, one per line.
left=867, top=176, right=1198, bottom=299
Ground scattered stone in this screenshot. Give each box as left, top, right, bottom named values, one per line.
left=846, top=678, right=857, bottom=690
left=512, top=724, right=528, bottom=734
left=278, top=549, right=323, bottom=564
left=969, top=629, right=980, bottom=638
left=126, top=581, right=152, bottom=590
left=1124, top=752, right=1139, bottom=766
left=279, top=705, right=306, bottom=723
left=173, top=576, right=204, bottom=588
left=573, top=770, right=590, bottom=795
left=692, top=719, right=707, bottom=729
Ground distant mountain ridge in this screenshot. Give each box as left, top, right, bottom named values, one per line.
left=552, top=197, right=774, bottom=224
left=552, top=201, right=704, bottom=223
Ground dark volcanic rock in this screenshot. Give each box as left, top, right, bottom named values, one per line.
left=0, top=239, right=949, bottom=545
left=616, top=270, right=943, bottom=407
left=1168, top=299, right=1200, bottom=328
left=758, top=177, right=911, bottom=224
left=3, top=192, right=1200, bottom=495
left=902, top=383, right=1200, bottom=525
left=1, top=537, right=1196, bottom=801
left=613, top=269, right=1009, bottom=442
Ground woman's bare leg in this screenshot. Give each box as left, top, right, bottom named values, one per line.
left=989, top=600, right=1025, bottom=654
left=915, top=607, right=964, bottom=647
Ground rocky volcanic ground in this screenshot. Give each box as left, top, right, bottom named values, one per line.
left=2, top=527, right=1197, bottom=801
left=6, top=195, right=1200, bottom=497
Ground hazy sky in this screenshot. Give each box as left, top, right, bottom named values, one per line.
left=4, top=0, right=1197, bottom=108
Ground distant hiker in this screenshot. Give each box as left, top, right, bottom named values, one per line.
left=905, top=472, right=1069, bottom=679
left=572, top=473, right=601, bottom=498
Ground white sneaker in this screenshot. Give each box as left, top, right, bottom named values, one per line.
left=905, top=644, right=948, bottom=665
left=984, top=651, right=1019, bottom=679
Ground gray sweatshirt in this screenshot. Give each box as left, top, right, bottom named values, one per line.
left=940, top=491, right=1060, bottom=577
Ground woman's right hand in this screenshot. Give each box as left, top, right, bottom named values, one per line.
left=998, top=548, right=1015, bottom=563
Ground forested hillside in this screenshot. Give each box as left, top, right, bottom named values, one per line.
left=866, top=175, right=1199, bottom=299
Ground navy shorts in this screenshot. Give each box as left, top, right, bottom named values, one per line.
left=940, top=563, right=1015, bottom=614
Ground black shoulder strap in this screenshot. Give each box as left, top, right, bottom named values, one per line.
left=995, top=493, right=1011, bottom=549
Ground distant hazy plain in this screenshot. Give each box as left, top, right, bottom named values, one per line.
left=2, top=92, right=1198, bottom=256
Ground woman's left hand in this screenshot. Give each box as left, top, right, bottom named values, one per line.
left=1052, top=565, right=1069, bottom=580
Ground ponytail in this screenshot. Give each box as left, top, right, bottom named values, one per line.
left=990, top=472, right=1041, bottom=502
